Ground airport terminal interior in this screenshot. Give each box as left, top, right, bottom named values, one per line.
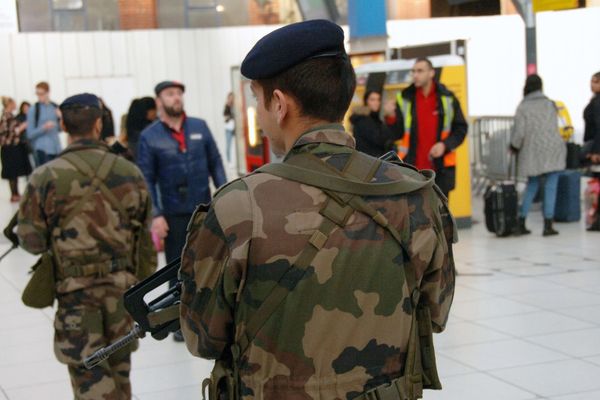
left=1, top=0, right=600, bottom=399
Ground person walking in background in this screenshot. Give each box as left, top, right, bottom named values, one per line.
left=137, top=81, right=226, bottom=341
left=350, top=90, right=402, bottom=157
left=1, top=97, right=32, bottom=202
left=126, top=97, right=156, bottom=160
left=583, top=71, right=600, bottom=165
left=26, top=82, right=61, bottom=166
left=583, top=71, right=600, bottom=231
left=385, top=57, right=467, bottom=198
left=223, top=92, right=235, bottom=165
left=511, top=74, right=566, bottom=236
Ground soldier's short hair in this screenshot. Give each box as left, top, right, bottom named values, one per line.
left=593, top=71, right=600, bottom=80
left=257, top=56, right=356, bottom=123
left=62, top=107, right=102, bottom=136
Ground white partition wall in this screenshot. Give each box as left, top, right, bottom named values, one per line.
left=1, top=8, right=599, bottom=153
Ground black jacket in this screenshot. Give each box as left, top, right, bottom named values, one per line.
left=584, top=94, right=600, bottom=154
left=387, top=81, right=468, bottom=192
left=350, top=111, right=402, bottom=158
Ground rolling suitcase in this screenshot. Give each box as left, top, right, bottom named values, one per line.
left=484, top=182, right=518, bottom=237
left=554, top=171, right=581, bottom=222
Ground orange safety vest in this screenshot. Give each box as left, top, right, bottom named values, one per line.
left=395, top=93, right=457, bottom=168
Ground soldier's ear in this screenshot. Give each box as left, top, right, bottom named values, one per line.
left=93, top=117, right=103, bottom=139
left=59, top=119, right=66, bottom=132
left=272, top=89, right=288, bottom=125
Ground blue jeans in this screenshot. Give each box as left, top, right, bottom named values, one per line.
left=225, top=129, right=234, bottom=163
left=520, top=171, right=561, bottom=219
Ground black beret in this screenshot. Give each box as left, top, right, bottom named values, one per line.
left=155, top=80, right=185, bottom=96
left=60, top=93, right=101, bottom=110
left=241, top=19, right=346, bottom=80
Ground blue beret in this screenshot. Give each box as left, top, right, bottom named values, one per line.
left=155, top=80, right=185, bottom=96
left=60, top=93, right=101, bottom=110
left=241, top=19, right=346, bottom=80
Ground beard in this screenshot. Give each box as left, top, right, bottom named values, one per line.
left=163, top=103, right=184, bottom=117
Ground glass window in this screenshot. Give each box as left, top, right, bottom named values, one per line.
left=86, top=0, right=119, bottom=30
left=188, top=0, right=216, bottom=8
left=52, top=0, right=83, bottom=10
left=53, top=11, right=86, bottom=31
left=187, top=8, right=219, bottom=28
left=17, top=0, right=53, bottom=31
left=157, top=0, right=186, bottom=28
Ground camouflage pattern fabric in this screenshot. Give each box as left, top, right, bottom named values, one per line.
left=17, top=139, right=154, bottom=400
left=57, top=284, right=135, bottom=400
left=17, top=139, right=153, bottom=294
left=180, top=125, right=456, bottom=399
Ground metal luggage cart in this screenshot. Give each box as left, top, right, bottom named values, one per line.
left=471, top=116, right=519, bottom=194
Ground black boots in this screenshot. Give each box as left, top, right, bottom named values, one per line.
left=514, top=217, right=531, bottom=236
left=543, top=219, right=559, bottom=236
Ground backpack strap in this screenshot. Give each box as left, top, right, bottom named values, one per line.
left=256, top=153, right=434, bottom=196
left=236, top=151, right=381, bottom=357
left=254, top=151, right=427, bottom=398
left=61, top=151, right=129, bottom=225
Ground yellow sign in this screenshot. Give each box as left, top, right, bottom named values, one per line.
left=533, top=0, right=578, bottom=12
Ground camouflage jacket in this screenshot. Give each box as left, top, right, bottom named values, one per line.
left=17, top=139, right=153, bottom=294
left=180, top=125, right=456, bottom=399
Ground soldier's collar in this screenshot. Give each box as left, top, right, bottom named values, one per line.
left=61, top=138, right=110, bottom=155
left=289, top=123, right=355, bottom=153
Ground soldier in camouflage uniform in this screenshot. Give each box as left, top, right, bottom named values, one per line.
left=17, top=93, right=155, bottom=400
left=180, top=20, right=456, bottom=399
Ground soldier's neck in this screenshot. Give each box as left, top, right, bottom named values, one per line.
left=282, top=118, right=338, bottom=153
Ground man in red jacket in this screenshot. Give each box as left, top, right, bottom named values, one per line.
left=386, top=58, right=468, bottom=198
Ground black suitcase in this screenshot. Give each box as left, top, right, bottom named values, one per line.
left=484, top=182, right=518, bottom=237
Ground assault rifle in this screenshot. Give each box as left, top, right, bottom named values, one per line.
left=84, top=257, right=182, bottom=369
left=1, top=213, right=19, bottom=263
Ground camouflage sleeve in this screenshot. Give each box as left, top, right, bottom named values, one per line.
left=179, top=180, right=252, bottom=359
left=133, top=168, right=157, bottom=279
left=17, top=168, right=53, bottom=255
left=419, top=190, right=457, bottom=333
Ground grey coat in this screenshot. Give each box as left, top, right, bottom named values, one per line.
left=511, top=91, right=566, bottom=177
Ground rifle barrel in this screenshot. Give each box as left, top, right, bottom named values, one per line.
left=84, top=324, right=145, bottom=369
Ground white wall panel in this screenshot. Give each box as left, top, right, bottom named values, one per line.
left=76, top=34, right=96, bottom=78
left=61, top=34, right=80, bottom=78
left=0, top=35, right=15, bottom=97
left=26, top=33, right=48, bottom=86
left=130, top=31, right=153, bottom=95
left=44, top=33, right=67, bottom=102
left=93, top=32, right=113, bottom=77
left=147, top=30, right=168, bottom=87
left=163, top=30, right=183, bottom=82
left=109, top=32, right=129, bottom=76
left=537, top=7, right=600, bottom=140
left=10, top=34, right=32, bottom=104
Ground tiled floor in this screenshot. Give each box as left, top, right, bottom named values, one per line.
left=0, top=176, right=599, bottom=399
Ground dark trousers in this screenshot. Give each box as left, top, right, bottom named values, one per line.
left=35, top=150, right=56, bottom=167
left=165, top=214, right=193, bottom=287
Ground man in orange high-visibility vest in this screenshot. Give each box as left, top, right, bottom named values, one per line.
left=385, top=58, right=468, bottom=197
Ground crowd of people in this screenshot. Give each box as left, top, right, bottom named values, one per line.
left=348, top=66, right=600, bottom=233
